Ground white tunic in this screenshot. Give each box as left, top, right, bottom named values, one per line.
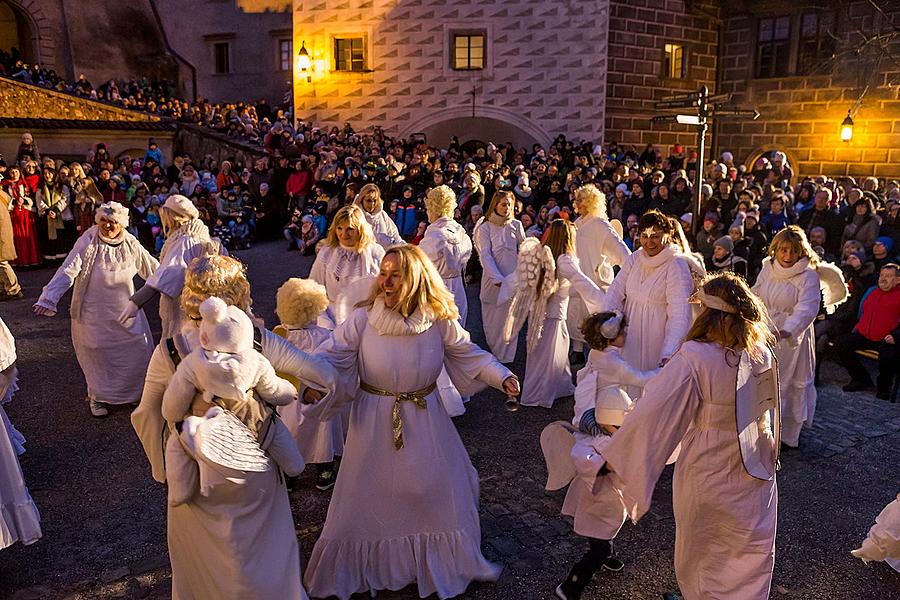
left=418, top=217, right=473, bottom=325
left=309, top=243, right=385, bottom=327
left=474, top=218, right=525, bottom=362
left=36, top=227, right=158, bottom=404
left=853, top=492, right=900, bottom=572
left=600, top=341, right=777, bottom=600
left=752, top=257, right=820, bottom=447
left=602, top=245, right=694, bottom=397
left=304, top=302, right=512, bottom=600
left=0, top=317, right=41, bottom=550
left=568, top=215, right=630, bottom=347
left=363, top=206, right=405, bottom=249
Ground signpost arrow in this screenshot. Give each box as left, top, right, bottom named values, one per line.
left=711, top=108, right=760, bottom=120
left=706, top=92, right=733, bottom=105
left=651, top=114, right=702, bottom=125
left=658, top=92, right=700, bottom=103
left=654, top=98, right=701, bottom=110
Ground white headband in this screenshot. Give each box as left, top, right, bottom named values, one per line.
left=600, top=310, right=625, bottom=339
left=695, top=290, right=739, bottom=314
left=95, top=201, right=129, bottom=227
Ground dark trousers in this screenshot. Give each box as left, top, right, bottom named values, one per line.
left=836, top=330, right=899, bottom=393
left=560, top=538, right=612, bottom=598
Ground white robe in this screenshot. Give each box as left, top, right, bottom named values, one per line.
left=145, top=230, right=213, bottom=339
left=278, top=325, right=349, bottom=464
left=36, top=227, right=158, bottom=404
left=362, top=205, right=405, bottom=249
left=304, top=302, right=512, bottom=600
left=853, top=492, right=900, bottom=572
left=309, top=243, right=385, bottom=327
left=752, top=257, right=820, bottom=447
left=568, top=214, right=630, bottom=348
left=132, top=324, right=337, bottom=600
left=519, top=254, right=580, bottom=408
left=474, top=218, right=525, bottom=362
left=602, top=245, right=694, bottom=397
left=0, top=317, right=41, bottom=550
left=600, top=341, right=777, bottom=600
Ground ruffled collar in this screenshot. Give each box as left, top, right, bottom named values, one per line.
left=99, top=231, right=125, bottom=246
left=770, top=257, right=810, bottom=279
left=636, top=244, right=677, bottom=269
left=367, top=297, right=432, bottom=336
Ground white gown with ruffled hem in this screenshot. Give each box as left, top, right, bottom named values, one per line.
left=304, top=302, right=512, bottom=600
left=474, top=218, right=525, bottom=363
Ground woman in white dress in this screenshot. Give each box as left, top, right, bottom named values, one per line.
left=474, top=190, right=526, bottom=363
left=567, top=184, right=630, bottom=356
left=0, top=316, right=41, bottom=551
left=599, top=210, right=694, bottom=397
left=304, top=245, right=520, bottom=600
left=119, top=194, right=216, bottom=339
left=309, top=204, right=385, bottom=327
left=355, top=183, right=404, bottom=248
left=131, top=254, right=337, bottom=600
left=33, top=202, right=158, bottom=417
left=752, top=226, right=846, bottom=449
left=596, top=273, right=779, bottom=600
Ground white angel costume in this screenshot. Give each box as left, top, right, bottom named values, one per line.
left=361, top=202, right=405, bottom=249
left=597, top=341, right=779, bottom=600
left=601, top=245, right=694, bottom=397
left=36, top=224, right=158, bottom=405
left=474, top=215, right=526, bottom=362
left=567, top=214, right=630, bottom=350
left=309, top=243, right=385, bottom=327
left=853, top=492, right=900, bottom=572
left=132, top=322, right=335, bottom=600
left=752, top=257, right=847, bottom=447
left=0, top=316, right=41, bottom=550
left=304, top=301, right=513, bottom=600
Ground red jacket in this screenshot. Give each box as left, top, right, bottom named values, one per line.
left=855, top=286, right=900, bottom=342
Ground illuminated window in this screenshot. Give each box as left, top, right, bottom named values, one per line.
left=453, top=33, right=485, bottom=70
left=279, top=39, right=292, bottom=71
left=213, top=42, right=230, bottom=74
left=334, top=37, right=366, bottom=72
left=663, top=43, right=685, bottom=79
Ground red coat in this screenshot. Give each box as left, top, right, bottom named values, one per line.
left=855, top=286, right=900, bottom=342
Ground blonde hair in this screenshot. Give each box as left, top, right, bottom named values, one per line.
left=669, top=217, right=692, bottom=254
left=355, top=183, right=382, bottom=210
left=275, top=278, right=329, bottom=328
left=325, top=205, right=376, bottom=251
left=543, top=219, right=576, bottom=263
left=486, top=190, right=514, bottom=221
left=180, top=254, right=252, bottom=321
left=687, top=272, right=774, bottom=361
left=425, top=185, right=457, bottom=221
left=159, top=206, right=192, bottom=237
left=574, top=184, right=608, bottom=219
left=362, top=245, right=459, bottom=321
left=768, top=225, right=819, bottom=266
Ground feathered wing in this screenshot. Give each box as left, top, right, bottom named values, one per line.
left=816, top=261, right=849, bottom=314
left=503, top=238, right=558, bottom=353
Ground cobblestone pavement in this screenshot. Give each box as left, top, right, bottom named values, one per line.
left=1, top=240, right=898, bottom=600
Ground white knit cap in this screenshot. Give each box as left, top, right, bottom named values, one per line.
left=163, top=194, right=199, bottom=219
left=94, top=201, right=130, bottom=227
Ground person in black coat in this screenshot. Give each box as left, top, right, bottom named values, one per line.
left=797, top=188, right=844, bottom=257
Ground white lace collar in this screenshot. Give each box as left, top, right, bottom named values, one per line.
left=367, top=297, right=432, bottom=336
left=770, top=257, right=811, bottom=280
left=636, top=244, right=677, bottom=269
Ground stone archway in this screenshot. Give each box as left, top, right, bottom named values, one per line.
left=0, top=0, right=57, bottom=71
left=400, top=106, right=552, bottom=150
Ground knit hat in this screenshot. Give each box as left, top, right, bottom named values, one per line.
left=875, top=236, right=894, bottom=253
left=680, top=213, right=693, bottom=226
left=714, top=235, right=734, bottom=252
left=615, top=183, right=630, bottom=196
left=198, top=296, right=254, bottom=355
left=95, top=201, right=130, bottom=227
left=163, top=194, right=199, bottom=219
left=745, top=208, right=760, bottom=221
left=721, top=151, right=734, bottom=162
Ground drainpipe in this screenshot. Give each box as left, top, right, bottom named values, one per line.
left=147, top=0, right=198, bottom=101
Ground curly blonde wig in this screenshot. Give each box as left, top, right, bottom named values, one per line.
left=361, top=245, right=460, bottom=321
left=324, top=205, right=376, bottom=252
left=180, top=254, right=252, bottom=321
left=425, top=185, right=457, bottom=222
left=574, top=184, right=608, bottom=219
left=275, top=278, right=329, bottom=328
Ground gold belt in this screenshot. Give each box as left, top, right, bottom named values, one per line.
left=359, top=381, right=437, bottom=450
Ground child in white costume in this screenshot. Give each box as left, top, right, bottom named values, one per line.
left=274, top=278, right=348, bottom=491
left=853, top=492, right=900, bottom=572
left=162, top=296, right=302, bottom=506
left=542, top=310, right=657, bottom=600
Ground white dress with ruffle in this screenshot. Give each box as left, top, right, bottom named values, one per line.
left=474, top=217, right=525, bottom=362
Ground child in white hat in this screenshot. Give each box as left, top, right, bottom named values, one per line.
left=542, top=310, right=659, bottom=600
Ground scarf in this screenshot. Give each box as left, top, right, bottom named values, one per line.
left=367, top=297, right=432, bottom=336
left=636, top=244, right=677, bottom=270
left=41, top=183, right=66, bottom=240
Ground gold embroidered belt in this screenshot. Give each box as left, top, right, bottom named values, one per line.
left=359, top=381, right=437, bottom=450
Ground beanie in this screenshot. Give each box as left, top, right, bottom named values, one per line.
left=714, top=235, right=734, bottom=253
left=875, top=236, right=894, bottom=253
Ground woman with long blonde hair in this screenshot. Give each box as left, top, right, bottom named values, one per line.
left=305, top=245, right=520, bottom=600
left=474, top=190, right=526, bottom=362
left=309, top=204, right=385, bottom=327
left=587, top=272, right=779, bottom=600
left=752, top=225, right=847, bottom=448
left=354, top=182, right=404, bottom=248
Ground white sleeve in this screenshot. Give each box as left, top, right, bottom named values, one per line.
left=783, top=271, right=821, bottom=340
left=660, top=258, right=695, bottom=361
left=559, top=254, right=606, bottom=313
left=36, top=234, right=90, bottom=312
left=474, top=224, right=504, bottom=284
left=602, top=253, right=633, bottom=313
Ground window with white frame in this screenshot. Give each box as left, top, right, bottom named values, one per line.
left=279, top=39, right=292, bottom=71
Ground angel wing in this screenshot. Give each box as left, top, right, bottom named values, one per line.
left=816, top=261, right=849, bottom=314
left=503, top=237, right=558, bottom=353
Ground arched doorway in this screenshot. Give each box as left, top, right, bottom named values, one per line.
left=0, top=1, right=37, bottom=64
left=400, top=106, right=552, bottom=150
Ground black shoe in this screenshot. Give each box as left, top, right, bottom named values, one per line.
left=0, top=292, right=23, bottom=301
left=602, top=555, right=625, bottom=572
left=842, top=380, right=875, bottom=393
left=316, top=468, right=336, bottom=491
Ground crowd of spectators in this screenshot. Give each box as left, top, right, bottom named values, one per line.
left=0, top=113, right=897, bottom=396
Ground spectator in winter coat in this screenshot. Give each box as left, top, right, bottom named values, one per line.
left=798, top=188, right=844, bottom=257
left=760, top=195, right=791, bottom=239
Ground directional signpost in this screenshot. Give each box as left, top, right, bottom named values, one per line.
left=653, top=85, right=759, bottom=235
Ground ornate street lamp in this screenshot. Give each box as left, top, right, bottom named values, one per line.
left=841, top=110, right=854, bottom=142
left=298, top=41, right=311, bottom=83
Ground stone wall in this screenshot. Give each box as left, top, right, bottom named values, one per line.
left=0, top=77, right=160, bottom=122
left=293, top=0, right=610, bottom=146
left=175, top=123, right=266, bottom=166
left=604, top=0, right=719, bottom=150
left=717, top=2, right=900, bottom=180
left=0, top=128, right=174, bottom=165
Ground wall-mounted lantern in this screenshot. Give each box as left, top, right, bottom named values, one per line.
left=298, top=41, right=311, bottom=83
left=841, top=110, right=854, bottom=142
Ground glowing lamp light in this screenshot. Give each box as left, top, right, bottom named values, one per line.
left=298, top=41, right=311, bottom=82
left=841, top=111, right=854, bottom=142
